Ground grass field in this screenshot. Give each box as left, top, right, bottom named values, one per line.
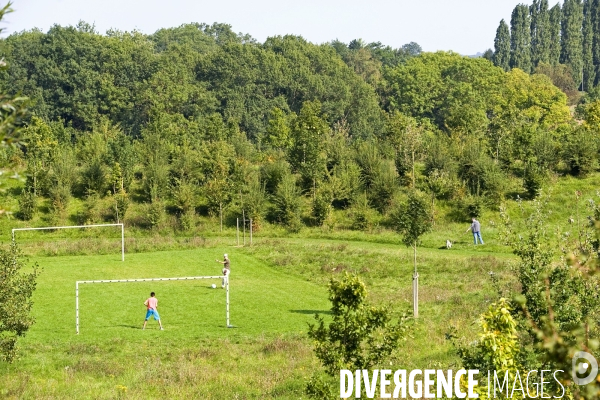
left=0, top=236, right=513, bottom=399
left=1, top=174, right=599, bottom=398
left=33, top=249, right=330, bottom=338
left=0, top=245, right=334, bottom=398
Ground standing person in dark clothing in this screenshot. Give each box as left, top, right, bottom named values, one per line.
left=466, top=218, right=484, bottom=245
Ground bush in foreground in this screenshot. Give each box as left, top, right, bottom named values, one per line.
left=306, top=273, right=409, bottom=397
left=0, top=242, right=39, bottom=362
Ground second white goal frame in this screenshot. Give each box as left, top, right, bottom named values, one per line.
left=76, top=275, right=230, bottom=334
left=12, top=223, right=125, bottom=261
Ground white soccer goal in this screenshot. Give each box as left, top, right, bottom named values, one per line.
left=75, top=275, right=230, bottom=334
left=12, top=223, right=125, bottom=261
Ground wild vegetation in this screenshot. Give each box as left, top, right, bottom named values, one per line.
left=2, top=1, right=600, bottom=398
left=0, top=20, right=595, bottom=236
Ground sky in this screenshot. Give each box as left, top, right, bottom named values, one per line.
left=2, top=0, right=541, bottom=55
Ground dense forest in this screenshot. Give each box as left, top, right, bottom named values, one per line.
left=0, top=20, right=597, bottom=232
left=491, top=0, right=600, bottom=100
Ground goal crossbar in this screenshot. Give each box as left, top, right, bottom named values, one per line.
left=12, top=223, right=125, bottom=261
left=76, top=275, right=230, bottom=334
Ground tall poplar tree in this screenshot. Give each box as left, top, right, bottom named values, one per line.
left=549, top=3, right=563, bottom=65
left=511, top=4, right=532, bottom=72
left=531, top=0, right=552, bottom=65
left=592, top=0, right=600, bottom=85
left=494, top=19, right=511, bottom=71
left=561, top=0, right=584, bottom=86
left=583, top=0, right=596, bottom=90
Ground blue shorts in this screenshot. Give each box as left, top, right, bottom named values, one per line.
left=145, top=309, right=160, bottom=321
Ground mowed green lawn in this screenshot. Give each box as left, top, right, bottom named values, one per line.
left=0, top=247, right=331, bottom=399
left=0, top=235, right=520, bottom=398
left=26, top=247, right=330, bottom=341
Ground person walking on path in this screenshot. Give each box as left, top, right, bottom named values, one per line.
left=143, top=292, right=164, bottom=330
left=466, top=217, right=484, bottom=245
left=215, top=253, right=230, bottom=288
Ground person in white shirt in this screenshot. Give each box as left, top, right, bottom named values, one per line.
left=215, top=254, right=230, bottom=288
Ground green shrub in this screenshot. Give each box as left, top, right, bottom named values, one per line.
left=458, top=139, right=486, bottom=195
left=271, top=174, right=302, bottom=232
left=312, top=186, right=332, bottom=226
left=425, top=169, right=456, bottom=223
left=305, top=373, right=336, bottom=399
left=348, top=192, right=377, bottom=230
left=355, top=141, right=383, bottom=189
left=172, top=180, right=195, bottom=216
left=523, top=163, right=546, bottom=199
left=424, top=135, right=458, bottom=176
left=390, top=190, right=433, bottom=248
left=81, top=160, right=107, bottom=196
left=450, top=298, right=520, bottom=396
left=369, top=160, right=398, bottom=213
left=78, top=193, right=101, bottom=225
left=17, top=190, right=36, bottom=221
left=564, top=127, right=599, bottom=176
left=307, top=273, right=408, bottom=397
left=146, top=201, right=165, bottom=229
left=480, top=161, right=509, bottom=204
left=464, top=196, right=483, bottom=218
left=261, top=157, right=291, bottom=195
left=0, top=243, right=40, bottom=363
left=531, top=131, right=560, bottom=171
left=179, top=209, right=195, bottom=231
left=330, top=161, right=361, bottom=209
left=241, top=176, right=267, bottom=230
left=172, top=180, right=195, bottom=229
left=48, top=183, right=71, bottom=222
left=113, top=191, right=129, bottom=223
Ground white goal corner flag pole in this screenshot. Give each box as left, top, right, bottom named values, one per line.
left=12, top=223, right=125, bottom=261
left=76, top=275, right=231, bottom=334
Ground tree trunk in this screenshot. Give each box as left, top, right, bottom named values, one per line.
left=413, top=241, right=417, bottom=275
left=496, top=139, right=500, bottom=163
left=431, top=195, right=435, bottom=226
left=219, top=202, right=223, bottom=232
left=411, top=149, right=415, bottom=189
left=413, top=242, right=419, bottom=318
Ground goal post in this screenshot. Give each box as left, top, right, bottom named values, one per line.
left=75, top=275, right=230, bottom=334
left=12, top=223, right=125, bottom=261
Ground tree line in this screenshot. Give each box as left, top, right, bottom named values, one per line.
left=491, top=0, right=600, bottom=97
left=0, top=22, right=598, bottom=232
